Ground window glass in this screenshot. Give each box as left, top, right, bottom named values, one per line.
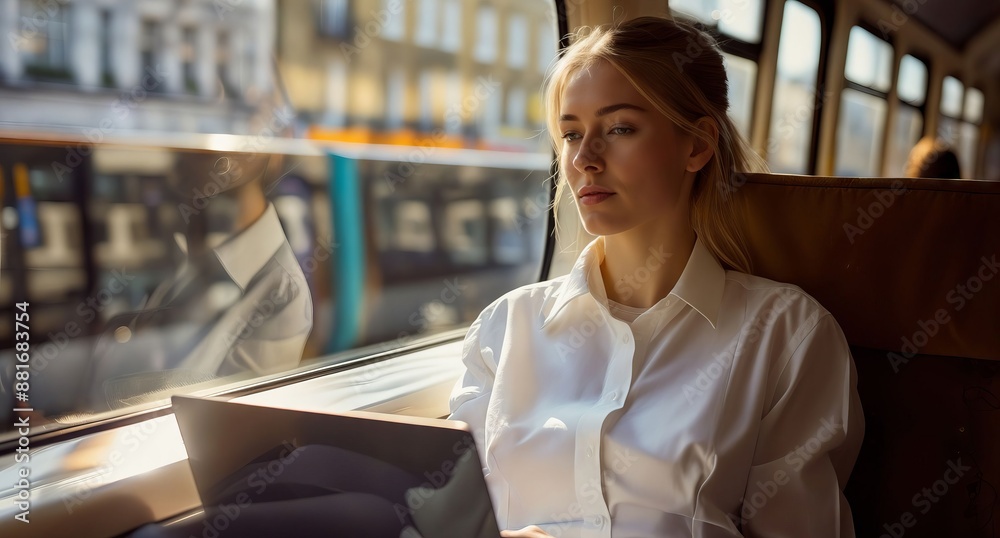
left=964, top=87, right=984, bottom=124
left=507, top=14, right=528, bottom=69
left=844, top=26, right=892, bottom=92
left=884, top=105, right=923, bottom=176
left=381, top=0, right=406, bottom=41
left=475, top=7, right=498, bottom=62
left=767, top=0, right=821, bottom=174
left=415, top=0, right=439, bottom=47
left=941, top=76, right=964, bottom=118
left=538, top=21, right=558, bottom=73
left=958, top=122, right=979, bottom=178
left=834, top=88, right=887, bottom=176
left=722, top=53, right=757, bottom=138
left=441, top=0, right=462, bottom=52
left=0, top=0, right=558, bottom=442
left=670, top=0, right=764, bottom=43
left=896, top=54, right=927, bottom=106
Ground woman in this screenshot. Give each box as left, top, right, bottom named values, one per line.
left=449, top=16, right=864, bottom=538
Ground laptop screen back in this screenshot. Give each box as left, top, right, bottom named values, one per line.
left=171, top=395, right=500, bottom=537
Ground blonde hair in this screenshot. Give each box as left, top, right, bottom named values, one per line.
left=544, top=16, right=768, bottom=273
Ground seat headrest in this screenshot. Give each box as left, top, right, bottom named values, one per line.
left=737, top=173, right=1000, bottom=361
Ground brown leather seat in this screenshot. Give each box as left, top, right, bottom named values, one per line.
left=737, top=173, right=1000, bottom=537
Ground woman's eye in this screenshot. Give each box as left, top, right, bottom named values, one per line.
left=609, top=126, right=634, bottom=135
left=561, top=132, right=582, bottom=141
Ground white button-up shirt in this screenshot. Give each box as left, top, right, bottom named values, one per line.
left=449, top=237, right=864, bottom=537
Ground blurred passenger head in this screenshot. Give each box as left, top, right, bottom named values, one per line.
left=904, top=137, right=962, bottom=179
left=544, top=16, right=766, bottom=273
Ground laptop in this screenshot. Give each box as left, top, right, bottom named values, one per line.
left=171, top=395, right=501, bottom=538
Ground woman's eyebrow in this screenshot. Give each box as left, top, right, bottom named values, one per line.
left=559, top=103, right=646, bottom=122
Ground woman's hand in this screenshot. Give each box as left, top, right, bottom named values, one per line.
left=500, top=525, right=554, bottom=537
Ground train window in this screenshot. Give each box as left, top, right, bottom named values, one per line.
left=885, top=55, right=927, bottom=175
left=0, top=0, right=559, bottom=441
left=722, top=53, right=757, bottom=138
left=940, top=75, right=964, bottom=119
left=957, top=87, right=985, bottom=177
left=835, top=25, right=892, bottom=177
left=670, top=0, right=765, bottom=44
left=938, top=76, right=967, bottom=174
left=767, top=0, right=821, bottom=174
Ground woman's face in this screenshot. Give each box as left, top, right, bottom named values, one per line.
left=558, top=60, right=705, bottom=237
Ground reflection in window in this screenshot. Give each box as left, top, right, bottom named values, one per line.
left=670, top=0, right=764, bottom=43
left=19, top=0, right=71, bottom=74
left=896, top=54, right=927, bottom=106
left=475, top=7, right=498, bottom=63
left=444, top=200, right=488, bottom=265
left=767, top=0, right=821, bottom=174
left=722, top=53, right=756, bottom=138
left=835, top=89, right=887, bottom=176
left=394, top=201, right=435, bottom=252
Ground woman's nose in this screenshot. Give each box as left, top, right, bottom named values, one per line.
left=572, top=137, right=606, bottom=173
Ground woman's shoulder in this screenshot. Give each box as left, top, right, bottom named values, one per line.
left=723, top=270, right=834, bottom=327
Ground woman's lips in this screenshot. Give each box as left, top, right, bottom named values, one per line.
left=579, top=192, right=614, bottom=205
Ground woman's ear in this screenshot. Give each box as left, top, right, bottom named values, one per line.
left=686, top=117, right=719, bottom=173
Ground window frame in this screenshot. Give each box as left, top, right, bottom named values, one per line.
left=835, top=21, right=894, bottom=177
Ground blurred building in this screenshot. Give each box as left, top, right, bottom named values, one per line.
left=0, top=0, right=275, bottom=134
left=277, top=0, right=558, bottom=152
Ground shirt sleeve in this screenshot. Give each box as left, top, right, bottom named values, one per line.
left=448, top=312, right=499, bottom=452
left=742, top=313, right=865, bottom=538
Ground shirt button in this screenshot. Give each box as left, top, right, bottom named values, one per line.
left=586, top=446, right=594, bottom=458
left=588, top=515, right=607, bottom=528
left=607, top=391, right=618, bottom=401
left=622, top=333, right=631, bottom=344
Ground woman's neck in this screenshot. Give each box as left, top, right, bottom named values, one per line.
left=599, top=222, right=696, bottom=309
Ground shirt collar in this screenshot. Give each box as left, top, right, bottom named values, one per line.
left=542, top=235, right=726, bottom=329
left=214, top=203, right=286, bottom=290
left=173, top=203, right=286, bottom=291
